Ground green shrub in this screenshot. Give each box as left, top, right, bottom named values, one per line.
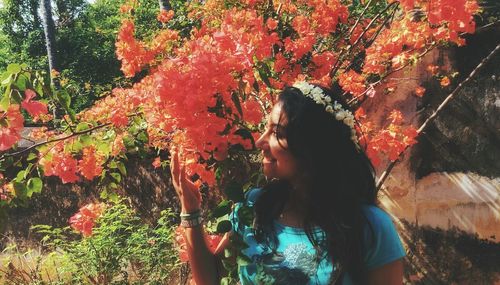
left=1, top=200, right=180, bottom=285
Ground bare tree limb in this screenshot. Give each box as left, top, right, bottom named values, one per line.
left=376, top=43, right=500, bottom=191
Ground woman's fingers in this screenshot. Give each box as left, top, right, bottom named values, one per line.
left=170, top=150, right=181, bottom=193
left=180, top=157, right=201, bottom=198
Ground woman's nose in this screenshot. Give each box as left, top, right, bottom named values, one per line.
left=255, top=132, right=267, bottom=149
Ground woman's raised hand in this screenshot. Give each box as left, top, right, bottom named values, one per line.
left=170, top=148, right=202, bottom=213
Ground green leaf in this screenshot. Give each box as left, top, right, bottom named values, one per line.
left=34, top=80, right=44, bottom=96
left=68, top=109, right=77, bottom=122
left=224, top=181, right=244, bottom=202
left=231, top=92, right=243, bottom=117
left=96, top=141, right=111, bottom=155
left=224, top=248, right=233, bottom=258
left=11, top=89, right=22, bottom=104
left=26, top=178, right=43, bottom=197
left=7, top=64, right=21, bottom=74
left=56, top=90, right=71, bottom=109
left=16, top=170, right=27, bottom=182
left=110, top=172, right=121, bottom=183
left=1, top=73, right=12, bottom=86
left=27, top=152, right=38, bottom=161
left=13, top=182, right=27, bottom=199
left=14, top=74, right=28, bottom=91
left=107, top=192, right=120, bottom=203
left=210, top=200, right=232, bottom=219
left=257, top=62, right=272, bottom=88
left=220, top=277, right=231, bottom=285
left=100, top=189, right=108, bottom=199
left=216, top=220, right=232, bottom=234
left=117, top=161, right=127, bottom=176
left=236, top=254, right=252, bottom=266
left=108, top=160, right=117, bottom=169
left=0, top=90, right=10, bottom=111
left=79, top=134, right=93, bottom=146
left=75, top=122, right=90, bottom=132
left=137, top=131, right=148, bottom=144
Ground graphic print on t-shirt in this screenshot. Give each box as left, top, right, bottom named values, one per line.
left=253, top=243, right=325, bottom=285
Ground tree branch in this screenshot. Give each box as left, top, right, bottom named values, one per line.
left=329, top=1, right=400, bottom=78
left=0, top=123, right=111, bottom=162
left=376, top=43, right=500, bottom=191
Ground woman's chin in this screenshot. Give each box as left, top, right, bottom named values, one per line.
left=262, top=164, right=277, bottom=179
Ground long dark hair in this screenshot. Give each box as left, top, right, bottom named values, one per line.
left=253, top=84, right=378, bottom=284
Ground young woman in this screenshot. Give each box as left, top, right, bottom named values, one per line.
left=170, top=82, right=406, bottom=285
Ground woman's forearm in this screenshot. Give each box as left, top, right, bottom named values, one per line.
left=184, top=225, right=219, bottom=285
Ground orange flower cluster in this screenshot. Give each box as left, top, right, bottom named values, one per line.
left=338, top=70, right=366, bottom=97
left=115, top=19, right=155, bottom=77
left=22, top=0, right=479, bottom=187
left=427, top=0, right=478, bottom=45
left=0, top=105, right=24, bottom=151
left=365, top=0, right=477, bottom=75
left=40, top=143, right=104, bottom=184
left=157, top=9, right=174, bottom=23
left=69, top=203, right=105, bottom=236
left=22, top=89, right=48, bottom=118
left=360, top=110, right=419, bottom=167
left=78, top=146, right=104, bottom=180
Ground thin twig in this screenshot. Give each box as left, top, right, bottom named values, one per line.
left=347, top=46, right=434, bottom=106
left=343, top=5, right=399, bottom=73
left=376, top=43, right=500, bottom=190
left=330, top=1, right=400, bottom=78
left=348, top=0, right=374, bottom=35
left=0, top=122, right=111, bottom=161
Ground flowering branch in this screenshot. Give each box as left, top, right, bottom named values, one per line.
left=329, top=1, right=400, bottom=78
left=0, top=122, right=112, bottom=162
left=376, top=43, right=500, bottom=190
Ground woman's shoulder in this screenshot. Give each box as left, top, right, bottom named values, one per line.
left=360, top=205, right=406, bottom=270
left=361, top=205, right=395, bottom=228
left=243, top=187, right=263, bottom=206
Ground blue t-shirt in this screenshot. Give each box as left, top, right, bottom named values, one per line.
left=230, top=188, right=406, bottom=285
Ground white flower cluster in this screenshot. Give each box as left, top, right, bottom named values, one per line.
left=293, top=81, right=358, bottom=144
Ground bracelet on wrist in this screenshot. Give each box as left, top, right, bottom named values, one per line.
left=180, top=210, right=201, bottom=220
left=180, top=215, right=203, bottom=228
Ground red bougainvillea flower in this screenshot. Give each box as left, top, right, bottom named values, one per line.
left=157, top=9, right=174, bottom=23
left=338, top=70, right=366, bottom=96
left=0, top=105, right=24, bottom=151
left=388, top=110, right=404, bottom=125
left=78, top=146, right=104, bottom=180
left=152, top=156, right=161, bottom=168
left=427, top=65, right=440, bottom=75
left=110, top=109, right=129, bottom=127
left=414, top=86, right=426, bottom=97
left=40, top=146, right=79, bottom=184
left=69, top=203, right=105, bottom=237
left=21, top=89, right=48, bottom=117
left=440, top=76, right=451, bottom=87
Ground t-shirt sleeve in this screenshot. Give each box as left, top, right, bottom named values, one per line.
left=363, top=206, right=406, bottom=270
left=230, top=188, right=262, bottom=235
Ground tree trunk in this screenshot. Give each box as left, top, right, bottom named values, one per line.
left=158, top=0, right=171, bottom=11
left=39, top=0, right=59, bottom=87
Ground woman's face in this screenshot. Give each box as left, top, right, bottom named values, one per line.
left=255, top=103, right=299, bottom=180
